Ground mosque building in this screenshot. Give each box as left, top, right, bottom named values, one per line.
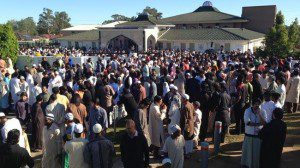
left=57, top=1, right=276, bottom=53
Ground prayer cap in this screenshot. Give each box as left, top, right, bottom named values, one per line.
left=93, top=124, right=102, bottom=133
left=65, top=113, right=74, bottom=121
left=182, top=94, right=190, bottom=100
left=74, top=124, right=84, bottom=134
left=46, top=113, right=55, bottom=121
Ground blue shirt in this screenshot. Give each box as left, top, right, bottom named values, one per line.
left=88, top=107, right=108, bottom=140
left=65, top=122, right=76, bottom=140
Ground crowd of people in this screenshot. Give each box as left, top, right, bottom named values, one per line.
left=0, top=47, right=298, bottom=168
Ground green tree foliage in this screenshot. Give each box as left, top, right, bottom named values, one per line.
left=102, top=6, right=162, bottom=24
left=265, top=11, right=289, bottom=58
left=102, top=14, right=135, bottom=24
left=139, top=6, right=163, bottom=19
left=288, top=18, right=300, bottom=53
left=7, top=17, right=37, bottom=36
left=53, top=11, right=71, bottom=34
left=37, top=8, right=54, bottom=34
left=37, top=8, right=71, bottom=34
left=0, top=24, right=19, bottom=63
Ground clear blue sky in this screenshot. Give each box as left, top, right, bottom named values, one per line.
left=0, top=0, right=299, bottom=25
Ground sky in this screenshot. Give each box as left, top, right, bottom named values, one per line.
left=0, top=0, right=299, bottom=25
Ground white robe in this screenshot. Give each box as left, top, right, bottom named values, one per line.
left=276, top=84, right=286, bottom=108
left=9, top=77, right=20, bottom=104
left=1, top=118, right=25, bottom=148
left=29, top=85, right=42, bottom=105
left=163, top=135, right=185, bottom=168
left=64, top=138, right=89, bottom=168
left=149, top=103, right=166, bottom=147
left=45, top=101, right=66, bottom=134
left=168, top=101, right=181, bottom=134
left=42, top=123, right=62, bottom=168
left=20, top=81, right=30, bottom=98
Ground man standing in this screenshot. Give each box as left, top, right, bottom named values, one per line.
left=149, top=95, right=166, bottom=158
left=180, top=94, right=194, bottom=157
left=84, top=124, right=116, bottom=168
left=88, top=98, right=108, bottom=139
left=0, top=129, right=34, bottom=168
left=45, top=94, right=66, bottom=133
left=241, top=99, right=267, bottom=168
left=259, top=108, right=287, bottom=168
left=285, top=69, right=300, bottom=113
left=9, top=72, right=20, bottom=105
left=120, top=120, right=149, bottom=168
left=42, top=113, right=62, bottom=168
left=64, top=123, right=89, bottom=168
left=214, top=83, right=231, bottom=143
left=31, top=95, right=45, bottom=152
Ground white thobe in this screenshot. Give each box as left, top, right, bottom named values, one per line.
left=9, top=77, right=20, bottom=104
left=168, top=101, right=181, bottom=134
left=64, top=138, right=89, bottom=168
left=29, top=85, right=42, bottom=105
left=163, top=135, right=185, bottom=168
left=149, top=103, right=166, bottom=147
left=42, top=123, right=62, bottom=168
left=1, top=118, right=25, bottom=148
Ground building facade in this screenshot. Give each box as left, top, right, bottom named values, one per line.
left=57, top=1, right=275, bottom=53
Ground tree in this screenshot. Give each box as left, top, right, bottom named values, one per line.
left=0, top=24, right=19, bottom=63
left=139, top=6, right=163, bottom=19
left=264, top=11, right=289, bottom=58
left=7, top=17, right=37, bottom=36
left=288, top=18, right=300, bottom=53
left=102, top=14, right=134, bottom=24
left=53, top=11, right=71, bottom=34
left=102, top=6, right=163, bottom=24
left=37, top=8, right=54, bottom=34
left=18, top=17, right=38, bottom=35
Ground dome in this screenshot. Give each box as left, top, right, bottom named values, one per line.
left=202, top=1, right=213, bottom=7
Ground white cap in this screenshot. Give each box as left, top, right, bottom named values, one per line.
left=170, top=124, right=181, bottom=134
left=169, top=84, right=178, bottom=91
left=74, top=124, right=84, bottom=134
left=93, top=124, right=102, bottom=133
left=65, top=113, right=74, bottom=121
left=46, top=113, right=55, bottom=120
left=20, top=76, right=25, bottom=80
left=162, top=158, right=172, bottom=165
left=32, top=64, right=36, bottom=67
left=0, top=112, right=5, bottom=117
left=182, top=94, right=190, bottom=100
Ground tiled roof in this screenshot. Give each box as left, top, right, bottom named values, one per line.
left=222, top=28, right=265, bottom=40
left=57, top=30, right=99, bottom=41
left=158, top=28, right=264, bottom=41
left=162, top=6, right=248, bottom=24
